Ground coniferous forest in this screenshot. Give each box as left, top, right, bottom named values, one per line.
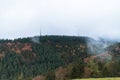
left=0, top=36, right=120, bottom=80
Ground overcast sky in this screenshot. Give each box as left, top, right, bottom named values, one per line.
left=0, top=0, right=120, bottom=39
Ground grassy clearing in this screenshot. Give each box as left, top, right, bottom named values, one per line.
left=73, top=77, right=120, bottom=80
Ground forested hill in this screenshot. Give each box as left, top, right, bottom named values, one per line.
left=0, top=36, right=89, bottom=80
left=0, top=36, right=120, bottom=80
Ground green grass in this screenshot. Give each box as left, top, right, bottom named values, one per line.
left=73, top=77, right=120, bottom=80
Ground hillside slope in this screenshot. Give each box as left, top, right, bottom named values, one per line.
left=0, top=36, right=88, bottom=80
left=0, top=36, right=120, bottom=80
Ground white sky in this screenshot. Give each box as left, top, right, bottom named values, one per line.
left=0, top=0, right=120, bottom=39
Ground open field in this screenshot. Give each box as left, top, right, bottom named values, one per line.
left=73, top=78, right=120, bottom=80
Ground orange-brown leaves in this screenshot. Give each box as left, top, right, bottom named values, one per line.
left=21, top=43, right=32, bottom=51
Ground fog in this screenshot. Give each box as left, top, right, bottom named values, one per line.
left=0, top=0, right=120, bottom=40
